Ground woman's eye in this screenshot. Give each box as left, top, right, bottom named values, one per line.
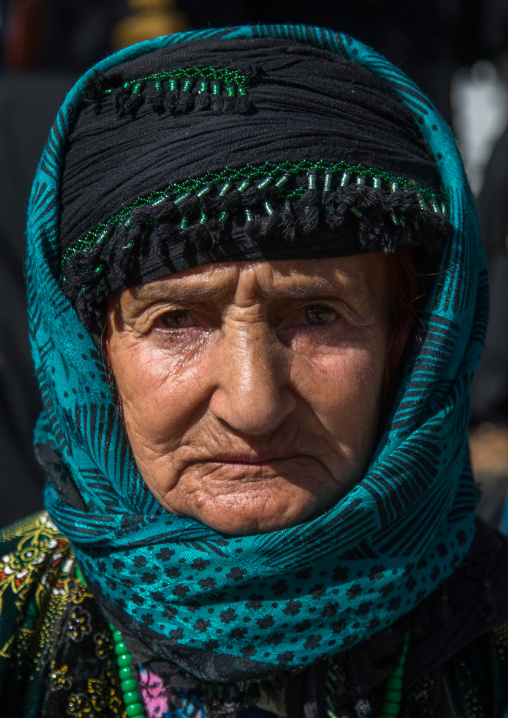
left=155, top=310, right=191, bottom=329
left=303, top=305, right=337, bottom=325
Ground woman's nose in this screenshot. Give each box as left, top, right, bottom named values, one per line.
left=208, top=321, right=296, bottom=436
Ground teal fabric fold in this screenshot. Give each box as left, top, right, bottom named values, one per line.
left=26, top=25, right=486, bottom=678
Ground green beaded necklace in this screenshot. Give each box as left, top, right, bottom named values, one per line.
left=378, top=631, right=409, bottom=718
left=110, top=622, right=146, bottom=718
left=76, top=565, right=146, bottom=717
left=76, top=565, right=409, bottom=718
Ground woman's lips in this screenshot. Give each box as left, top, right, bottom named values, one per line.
left=201, top=453, right=301, bottom=465
left=184, top=454, right=330, bottom=493
left=188, top=454, right=322, bottom=481
left=180, top=451, right=331, bottom=483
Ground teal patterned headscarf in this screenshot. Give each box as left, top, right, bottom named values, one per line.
left=27, top=25, right=485, bottom=681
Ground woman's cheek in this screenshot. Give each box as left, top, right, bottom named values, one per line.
left=117, top=338, right=213, bottom=444
left=291, top=333, right=378, bottom=384
left=295, top=343, right=385, bottom=433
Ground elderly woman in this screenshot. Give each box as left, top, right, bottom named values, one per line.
left=1, top=24, right=507, bottom=718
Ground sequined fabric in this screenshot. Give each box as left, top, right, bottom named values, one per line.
left=0, top=512, right=123, bottom=716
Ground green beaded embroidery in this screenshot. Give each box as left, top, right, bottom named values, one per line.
left=61, top=160, right=447, bottom=271
left=103, top=66, right=251, bottom=97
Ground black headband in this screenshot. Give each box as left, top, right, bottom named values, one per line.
left=59, top=37, right=450, bottom=329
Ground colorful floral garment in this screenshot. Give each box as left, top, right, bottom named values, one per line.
left=1, top=512, right=508, bottom=717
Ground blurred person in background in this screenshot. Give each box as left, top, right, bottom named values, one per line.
left=470, top=123, right=508, bottom=533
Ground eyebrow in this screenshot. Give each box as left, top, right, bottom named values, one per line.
left=130, top=283, right=232, bottom=303
left=131, top=278, right=367, bottom=306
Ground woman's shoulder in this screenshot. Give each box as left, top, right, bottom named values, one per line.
left=0, top=511, right=78, bottom=710
left=440, top=620, right=508, bottom=717
left=401, top=521, right=508, bottom=715
left=0, top=512, right=126, bottom=715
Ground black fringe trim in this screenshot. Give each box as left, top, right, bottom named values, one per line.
left=61, top=187, right=451, bottom=336
left=84, top=69, right=256, bottom=118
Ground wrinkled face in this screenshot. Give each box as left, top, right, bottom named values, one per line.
left=107, top=256, right=391, bottom=535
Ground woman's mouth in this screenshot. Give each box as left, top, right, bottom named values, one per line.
left=205, top=452, right=300, bottom=465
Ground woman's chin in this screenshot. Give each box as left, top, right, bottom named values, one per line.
left=185, top=504, right=319, bottom=536
left=161, top=480, right=343, bottom=535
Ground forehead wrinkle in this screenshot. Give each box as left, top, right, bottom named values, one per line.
left=126, top=260, right=374, bottom=307
left=128, top=280, right=233, bottom=305
left=254, top=278, right=368, bottom=302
